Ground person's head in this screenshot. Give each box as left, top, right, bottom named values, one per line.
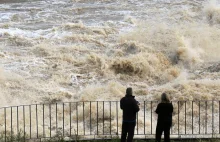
left=126, top=87, right=133, bottom=97
left=161, top=93, right=170, bottom=103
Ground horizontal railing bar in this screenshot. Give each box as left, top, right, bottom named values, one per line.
left=0, top=100, right=219, bottom=109
left=22, top=134, right=220, bottom=137
left=33, top=135, right=220, bottom=141
left=31, top=134, right=220, bottom=137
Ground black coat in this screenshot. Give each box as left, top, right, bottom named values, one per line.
left=120, top=95, right=140, bottom=121
left=155, top=102, right=173, bottom=123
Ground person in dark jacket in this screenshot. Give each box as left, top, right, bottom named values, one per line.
left=120, top=87, right=140, bottom=142
left=155, top=93, right=173, bottom=142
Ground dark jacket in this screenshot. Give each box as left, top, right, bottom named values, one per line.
left=155, top=102, right=173, bottom=122
left=120, top=95, right=140, bottom=121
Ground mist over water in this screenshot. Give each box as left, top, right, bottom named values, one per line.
left=0, top=0, right=220, bottom=106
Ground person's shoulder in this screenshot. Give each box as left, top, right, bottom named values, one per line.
left=158, top=102, right=163, bottom=105
left=157, top=102, right=162, bottom=107
left=165, top=102, right=173, bottom=107
left=168, top=102, right=173, bottom=105
left=129, top=96, right=136, bottom=102
left=120, top=96, right=126, bottom=101
left=159, top=102, right=170, bottom=106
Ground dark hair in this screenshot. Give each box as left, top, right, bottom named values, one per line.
left=161, top=93, right=170, bottom=103
left=126, top=87, right=133, bottom=96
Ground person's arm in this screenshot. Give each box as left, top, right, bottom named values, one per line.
left=120, top=98, right=123, bottom=110
left=170, top=103, right=173, bottom=113
left=155, top=103, right=160, bottom=114
left=133, top=99, right=140, bottom=112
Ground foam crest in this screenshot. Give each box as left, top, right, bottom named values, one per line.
left=110, top=49, right=177, bottom=84
left=177, top=37, right=203, bottom=67
left=120, top=22, right=220, bottom=64
left=63, top=21, right=85, bottom=30
left=80, top=81, right=125, bottom=101
left=204, top=0, right=220, bottom=25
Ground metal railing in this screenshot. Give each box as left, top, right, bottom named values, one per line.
left=0, top=100, right=220, bottom=141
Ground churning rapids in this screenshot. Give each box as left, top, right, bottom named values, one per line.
left=0, top=0, right=220, bottom=107
left=1, top=0, right=220, bottom=138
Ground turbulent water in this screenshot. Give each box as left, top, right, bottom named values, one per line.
left=0, top=0, right=220, bottom=106
left=2, top=0, right=220, bottom=138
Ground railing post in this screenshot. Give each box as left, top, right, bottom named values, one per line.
left=49, top=104, right=51, bottom=138
left=36, top=104, right=38, bottom=138
left=185, top=101, right=186, bottom=135
left=90, top=101, right=91, bottom=135
left=212, top=100, right=214, bottom=138
left=11, top=107, right=12, bottom=140
left=69, top=102, right=71, bottom=136
left=205, top=101, right=207, bottom=134
left=192, top=101, right=193, bottom=135
left=178, top=101, right=179, bottom=135
left=199, top=101, right=200, bottom=134
left=76, top=102, right=78, bottom=135
left=63, top=103, right=65, bottom=136
left=110, top=101, right=111, bottom=135
left=97, top=101, right=98, bottom=135
left=116, top=101, right=118, bottom=135
left=17, top=106, right=19, bottom=135
left=83, top=102, right=85, bottom=135
left=23, top=106, right=25, bottom=141
left=170, top=101, right=172, bottom=135
left=4, top=108, right=6, bottom=142
left=151, top=101, right=152, bottom=135
left=30, top=105, right=32, bottom=139
left=144, top=101, right=145, bottom=135
left=43, top=104, right=45, bottom=137
left=103, top=101, right=104, bottom=135
left=56, top=103, right=58, bottom=135
left=137, top=108, right=138, bottom=135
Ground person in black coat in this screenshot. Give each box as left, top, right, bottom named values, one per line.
left=120, top=87, right=140, bottom=142
left=155, top=93, right=173, bottom=142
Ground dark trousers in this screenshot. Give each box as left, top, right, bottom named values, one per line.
left=156, top=121, right=171, bottom=142
left=121, top=122, right=136, bottom=142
